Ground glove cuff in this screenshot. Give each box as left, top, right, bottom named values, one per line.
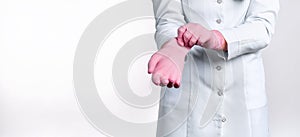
left=212, top=30, right=227, bottom=51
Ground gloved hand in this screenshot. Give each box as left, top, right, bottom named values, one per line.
left=148, top=38, right=190, bottom=88
left=176, top=23, right=227, bottom=51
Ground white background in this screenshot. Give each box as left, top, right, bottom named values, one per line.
left=0, top=0, right=299, bottom=137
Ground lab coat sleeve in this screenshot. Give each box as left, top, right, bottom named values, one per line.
left=218, top=0, right=280, bottom=60
left=152, top=0, right=186, bottom=49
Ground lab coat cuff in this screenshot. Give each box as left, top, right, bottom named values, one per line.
left=218, top=28, right=240, bottom=60
left=155, top=33, right=177, bottom=50
left=155, top=26, right=180, bottom=49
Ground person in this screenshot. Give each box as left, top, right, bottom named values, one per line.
left=147, top=0, right=280, bottom=136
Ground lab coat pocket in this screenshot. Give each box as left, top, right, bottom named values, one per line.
left=159, top=87, right=182, bottom=109
left=157, top=53, right=201, bottom=136
left=157, top=87, right=189, bottom=136
left=244, top=56, right=267, bottom=110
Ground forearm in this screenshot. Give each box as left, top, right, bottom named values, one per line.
left=218, top=0, right=280, bottom=60
left=152, top=0, right=186, bottom=49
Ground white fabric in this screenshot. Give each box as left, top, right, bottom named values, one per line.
left=153, top=0, right=279, bottom=136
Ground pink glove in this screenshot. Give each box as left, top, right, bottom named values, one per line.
left=176, top=23, right=227, bottom=51
left=148, top=38, right=190, bottom=88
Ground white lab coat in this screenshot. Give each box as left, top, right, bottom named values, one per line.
left=153, top=0, right=279, bottom=136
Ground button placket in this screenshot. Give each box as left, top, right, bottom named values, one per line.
left=215, top=0, right=224, bottom=28
left=201, top=50, right=227, bottom=129
left=217, top=89, right=224, bottom=96
left=216, top=18, right=222, bottom=24
left=213, top=113, right=223, bottom=128
left=221, top=116, right=227, bottom=123
left=214, top=63, right=225, bottom=95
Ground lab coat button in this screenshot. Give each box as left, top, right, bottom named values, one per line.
left=216, top=66, right=222, bottom=71
left=216, top=19, right=222, bottom=24
left=217, top=0, right=222, bottom=4
left=217, top=90, right=223, bottom=96
left=221, top=117, right=227, bottom=122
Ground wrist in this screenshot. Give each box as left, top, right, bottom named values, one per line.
left=161, top=38, right=190, bottom=53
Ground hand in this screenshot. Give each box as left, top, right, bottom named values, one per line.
left=148, top=38, right=190, bottom=88
left=176, top=23, right=227, bottom=51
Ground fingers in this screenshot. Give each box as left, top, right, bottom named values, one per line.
left=168, top=72, right=177, bottom=84
left=189, top=36, right=198, bottom=47
left=183, top=31, right=193, bottom=47
left=178, top=25, right=197, bottom=48
left=167, top=82, right=173, bottom=88
left=148, top=54, right=161, bottom=74
left=177, top=26, right=187, bottom=46
left=167, top=70, right=177, bottom=88
left=152, top=72, right=161, bottom=86
left=151, top=70, right=182, bottom=88
left=160, top=76, right=169, bottom=86
left=174, top=72, right=182, bottom=88
left=151, top=66, right=180, bottom=88
left=174, top=82, right=180, bottom=88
